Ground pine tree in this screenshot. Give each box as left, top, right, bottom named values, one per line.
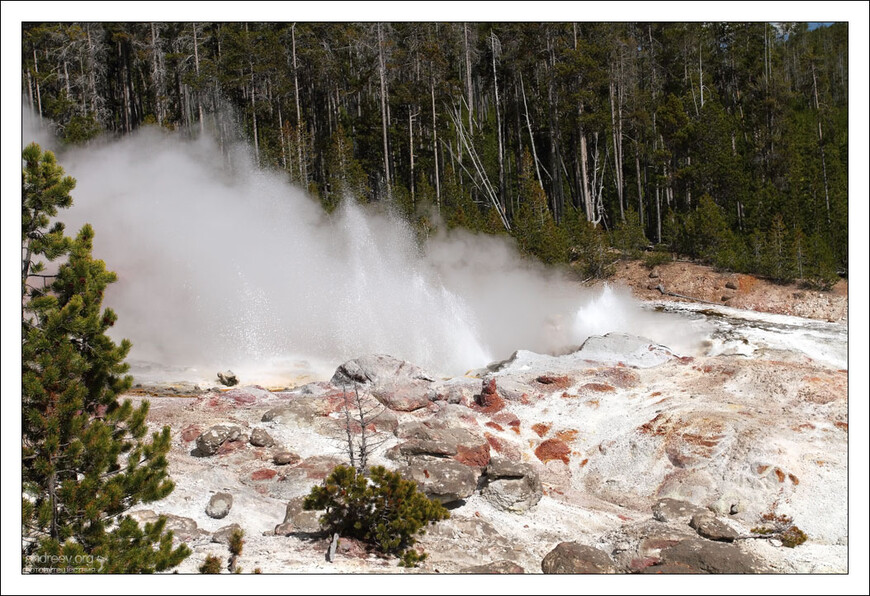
left=21, top=143, right=190, bottom=573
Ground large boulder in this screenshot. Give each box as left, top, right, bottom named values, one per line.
left=274, top=496, right=322, bottom=536
left=460, top=560, right=525, bottom=574
left=654, top=538, right=768, bottom=573
left=206, top=492, right=233, bottom=519
left=331, top=354, right=435, bottom=412
left=577, top=333, right=677, bottom=368
left=195, top=425, right=242, bottom=456
left=652, top=498, right=706, bottom=524
left=541, top=542, right=618, bottom=574
left=482, top=458, right=542, bottom=513
left=393, top=421, right=490, bottom=468
left=399, top=457, right=479, bottom=504
left=689, top=512, right=739, bottom=542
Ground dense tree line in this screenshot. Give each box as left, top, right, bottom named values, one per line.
left=22, top=22, right=847, bottom=286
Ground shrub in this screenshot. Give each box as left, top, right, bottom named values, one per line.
left=303, top=465, right=450, bottom=566
left=642, top=250, right=672, bottom=269
left=228, top=529, right=244, bottom=557
left=199, top=554, right=222, bottom=574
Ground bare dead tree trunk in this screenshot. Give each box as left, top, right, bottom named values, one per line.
left=811, top=63, right=831, bottom=222
left=431, top=78, right=440, bottom=210
left=378, top=23, right=392, bottom=199
left=491, top=30, right=506, bottom=206
left=409, top=109, right=418, bottom=205
left=520, top=74, right=544, bottom=190
left=292, top=24, right=307, bottom=188
left=192, top=23, right=204, bottom=135
left=464, top=23, right=474, bottom=132
left=635, top=140, right=644, bottom=227
left=34, top=49, right=43, bottom=121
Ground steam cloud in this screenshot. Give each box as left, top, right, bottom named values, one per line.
left=24, top=113, right=709, bottom=382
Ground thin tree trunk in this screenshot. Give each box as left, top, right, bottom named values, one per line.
left=378, top=23, right=391, bottom=198
left=520, top=74, right=544, bottom=190
left=811, top=63, right=831, bottom=222
left=34, top=49, right=43, bottom=120
left=464, top=23, right=473, bottom=132
left=292, top=24, right=307, bottom=187
left=635, top=140, right=643, bottom=227
left=609, top=77, right=624, bottom=221
left=409, top=109, right=416, bottom=205
left=431, top=78, right=440, bottom=209
left=491, top=31, right=505, bottom=206
left=192, top=23, right=204, bottom=135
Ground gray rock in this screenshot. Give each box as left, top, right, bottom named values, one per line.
left=483, top=458, right=542, bottom=513
left=386, top=439, right=458, bottom=460
left=195, top=425, right=242, bottom=456
left=273, top=451, right=301, bottom=466
left=262, top=397, right=325, bottom=426
left=541, top=542, right=618, bottom=574
left=648, top=269, right=660, bottom=279
left=652, top=498, right=705, bottom=523
left=217, top=370, right=238, bottom=386
left=689, top=512, right=739, bottom=542
left=129, top=510, right=209, bottom=542
left=483, top=476, right=542, bottom=513
left=206, top=492, right=233, bottom=519
left=212, top=523, right=243, bottom=545
left=657, top=538, right=768, bottom=573
left=460, top=560, right=525, bottom=574
left=725, top=280, right=738, bottom=290
left=399, top=457, right=479, bottom=504
left=275, top=496, right=322, bottom=535
left=577, top=333, right=677, bottom=368
left=249, top=428, right=275, bottom=447
left=331, top=354, right=435, bottom=412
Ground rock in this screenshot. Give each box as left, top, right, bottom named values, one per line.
left=535, top=438, right=570, bottom=464
left=293, top=455, right=343, bottom=480
left=483, top=475, right=542, bottom=513
left=460, top=560, right=525, bottom=574
left=273, top=451, right=301, bottom=466
left=473, top=377, right=505, bottom=413
left=486, top=457, right=532, bottom=480
left=541, top=542, right=618, bottom=574
left=274, top=497, right=322, bottom=535
left=331, top=355, right=436, bottom=413
left=725, top=280, right=738, bottom=290
left=212, top=523, right=243, bottom=545
left=430, top=377, right=478, bottom=405
left=709, top=493, right=745, bottom=516
left=387, top=439, right=458, bottom=459
left=206, top=492, right=233, bottom=519
left=249, top=428, right=275, bottom=447
left=648, top=269, right=660, bottom=279
left=577, top=333, right=676, bottom=368
left=689, top=512, right=738, bottom=542
left=222, top=386, right=273, bottom=405
left=331, top=353, right=435, bottom=386
left=652, top=498, right=706, bottom=523
left=399, top=457, right=479, bottom=504
left=217, top=370, right=238, bottom=386
left=250, top=468, right=278, bottom=481
left=129, top=510, right=209, bottom=542
left=656, top=538, right=768, bottom=573
left=195, top=424, right=242, bottom=456
left=394, top=422, right=489, bottom=468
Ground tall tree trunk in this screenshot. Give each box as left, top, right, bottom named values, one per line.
left=33, top=49, right=43, bottom=120
left=192, top=23, right=204, bottom=135
left=409, top=109, right=416, bottom=205
left=378, top=23, right=391, bottom=198
left=546, top=31, right=562, bottom=221
left=491, top=31, right=505, bottom=207
left=430, top=78, right=440, bottom=209
left=464, top=23, right=473, bottom=132
left=292, top=24, right=307, bottom=187
left=811, top=63, right=831, bottom=222
left=609, top=77, right=624, bottom=221
left=520, top=74, right=544, bottom=190
left=150, top=24, right=164, bottom=126
left=635, top=140, right=644, bottom=227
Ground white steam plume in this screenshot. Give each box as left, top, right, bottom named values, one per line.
left=24, top=117, right=709, bottom=381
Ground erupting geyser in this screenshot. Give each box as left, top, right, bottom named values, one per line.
left=31, top=117, right=708, bottom=381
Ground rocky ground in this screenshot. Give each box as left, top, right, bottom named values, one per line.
left=126, top=322, right=849, bottom=575
left=601, top=259, right=848, bottom=323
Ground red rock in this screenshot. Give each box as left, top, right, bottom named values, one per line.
left=485, top=421, right=504, bottom=432
left=531, top=423, right=551, bottom=438
left=181, top=424, right=201, bottom=442
left=251, top=468, right=278, bottom=481
left=630, top=557, right=661, bottom=572
left=474, top=378, right=506, bottom=413
left=217, top=440, right=245, bottom=455
left=492, top=412, right=520, bottom=427
left=536, top=375, right=572, bottom=389
left=535, top=439, right=571, bottom=464
left=484, top=432, right=521, bottom=461
left=555, top=429, right=579, bottom=443
left=581, top=383, right=615, bottom=393
left=454, top=443, right=491, bottom=468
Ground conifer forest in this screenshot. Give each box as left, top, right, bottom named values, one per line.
left=22, top=21, right=848, bottom=285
